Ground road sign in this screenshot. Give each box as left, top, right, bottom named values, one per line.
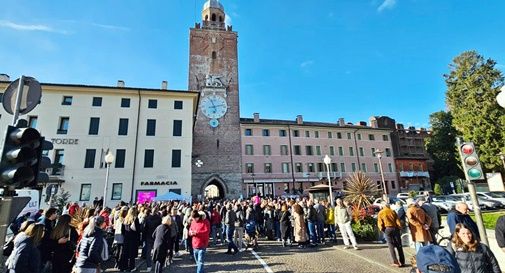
left=2, top=76, right=41, bottom=115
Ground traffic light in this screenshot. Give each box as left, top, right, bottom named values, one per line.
left=35, top=137, right=53, bottom=186
left=0, top=125, right=41, bottom=188
left=459, top=142, right=484, bottom=181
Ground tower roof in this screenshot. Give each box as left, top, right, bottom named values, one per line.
left=203, top=0, right=224, bottom=11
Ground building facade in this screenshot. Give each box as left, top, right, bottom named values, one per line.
left=371, top=116, right=432, bottom=191
left=189, top=0, right=243, bottom=199
left=0, top=79, right=198, bottom=206
left=240, top=114, right=399, bottom=197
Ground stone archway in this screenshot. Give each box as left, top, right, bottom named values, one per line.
left=202, top=176, right=227, bottom=200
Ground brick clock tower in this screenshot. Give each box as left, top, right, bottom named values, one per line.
left=189, top=0, right=242, bottom=199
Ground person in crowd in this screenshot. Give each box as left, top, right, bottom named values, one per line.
left=334, top=198, right=359, bottom=250
left=306, top=200, right=318, bottom=246
left=496, top=214, right=505, bottom=253
left=6, top=222, right=45, bottom=273
left=406, top=198, right=432, bottom=252
left=292, top=203, right=308, bottom=249
left=279, top=203, right=292, bottom=247
left=182, top=208, right=194, bottom=256
left=10, top=212, right=31, bottom=235
left=233, top=203, right=245, bottom=251
left=414, top=244, right=461, bottom=273
left=68, top=202, right=79, bottom=216
left=446, top=202, right=479, bottom=239
left=112, top=206, right=127, bottom=268
left=224, top=203, right=239, bottom=254
left=38, top=207, right=58, bottom=271
left=313, top=199, right=326, bottom=244
left=189, top=210, right=210, bottom=273
left=152, top=216, right=174, bottom=273
left=273, top=203, right=281, bottom=241
left=31, top=209, right=44, bottom=222
left=446, top=223, right=501, bottom=273
left=324, top=201, right=336, bottom=242
left=143, top=208, right=162, bottom=271
left=167, top=208, right=179, bottom=264
left=119, top=207, right=140, bottom=271
left=210, top=207, right=222, bottom=246
left=50, top=214, right=79, bottom=273
left=171, top=207, right=183, bottom=257
left=263, top=205, right=275, bottom=240
left=418, top=197, right=440, bottom=244
left=74, top=216, right=108, bottom=273
left=377, top=202, right=405, bottom=267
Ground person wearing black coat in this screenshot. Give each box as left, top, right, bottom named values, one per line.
left=74, top=216, right=107, bottom=273
left=6, top=223, right=44, bottom=273
left=119, top=208, right=141, bottom=272
left=143, top=209, right=162, bottom=271
left=152, top=216, right=174, bottom=273
left=279, top=204, right=292, bottom=247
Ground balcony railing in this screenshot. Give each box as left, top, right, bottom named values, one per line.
left=399, top=171, right=430, bottom=178
left=46, top=164, right=65, bottom=176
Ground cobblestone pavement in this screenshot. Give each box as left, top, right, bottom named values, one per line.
left=106, top=239, right=418, bottom=273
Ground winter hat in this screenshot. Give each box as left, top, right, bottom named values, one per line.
left=416, top=245, right=461, bottom=273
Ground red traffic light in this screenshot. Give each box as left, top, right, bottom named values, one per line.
left=461, top=144, right=474, bottom=155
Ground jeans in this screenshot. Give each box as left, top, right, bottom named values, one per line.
left=211, top=225, right=218, bottom=245
left=193, top=248, right=206, bottom=273
left=307, top=221, right=317, bottom=244
left=226, top=225, right=239, bottom=252
left=316, top=220, right=325, bottom=243
left=274, top=221, right=281, bottom=239
left=384, top=227, right=405, bottom=265
left=327, top=224, right=336, bottom=240
left=144, top=241, right=153, bottom=268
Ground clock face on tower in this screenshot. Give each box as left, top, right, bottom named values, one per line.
left=200, top=94, right=228, bottom=119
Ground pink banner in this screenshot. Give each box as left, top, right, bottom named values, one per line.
left=137, top=191, right=156, bottom=204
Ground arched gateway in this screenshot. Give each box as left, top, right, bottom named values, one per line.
left=201, top=176, right=227, bottom=199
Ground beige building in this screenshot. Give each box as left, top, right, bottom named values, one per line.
left=0, top=77, right=199, bottom=207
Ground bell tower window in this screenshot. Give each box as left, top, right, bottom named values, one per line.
left=219, top=16, right=223, bottom=22
left=212, top=51, right=217, bottom=59
left=211, top=13, right=216, bottom=21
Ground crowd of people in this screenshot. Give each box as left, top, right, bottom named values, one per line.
left=3, top=193, right=505, bottom=273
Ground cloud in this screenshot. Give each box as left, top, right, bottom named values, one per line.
left=300, top=60, right=314, bottom=68
left=0, top=20, right=67, bottom=34
left=377, top=0, right=397, bottom=12
left=91, top=23, right=130, bottom=32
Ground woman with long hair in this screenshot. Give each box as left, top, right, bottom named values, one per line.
left=113, top=206, right=128, bottom=268
left=6, top=223, right=45, bottom=273
left=447, top=223, right=501, bottom=273
left=50, top=214, right=79, bottom=273
left=119, top=207, right=140, bottom=271
left=152, top=216, right=174, bottom=273
left=292, top=203, right=307, bottom=249
left=279, top=203, right=292, bottom=247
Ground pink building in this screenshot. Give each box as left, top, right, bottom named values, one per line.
left=240, top=114, right=398, bottom=198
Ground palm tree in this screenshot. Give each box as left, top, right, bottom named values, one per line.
left=343, top=171, right=378, bottom=210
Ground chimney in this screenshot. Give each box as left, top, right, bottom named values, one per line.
left=161, top=81, right=168, bottom=90
left=296, top=115, right=303, bottom=125
left=0, top=74, right=10, bottom=81
left=253, top=113, right=260, bottom=123
left=359, top=121, right=367, bottom=126
left=338, top=118, right=345, bottom=126
left=396, top=123, right=404, bottom=130
left=117, top=80, right=125, bottom=87
left=370, top=118, right=378, bottom=128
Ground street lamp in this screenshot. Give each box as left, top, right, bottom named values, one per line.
left=103, top=150, right=115, bottom=208
left=323, top=155, right=335, bottom=207
left=374, top=149, right=389, bottom=203
left=498, top=153, right=505, bottom=170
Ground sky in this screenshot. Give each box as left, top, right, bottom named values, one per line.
left=1, top=0, right=505, bottom=129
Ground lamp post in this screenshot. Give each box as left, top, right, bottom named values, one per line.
left=323, top=155, right=335, bottom=207
left=374, top=149, right=389, bottom=203
left=103, top=150, right=115, bottom=209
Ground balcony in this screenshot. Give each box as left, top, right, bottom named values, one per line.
left=46, top=164, right=65, bottom=176
left=57, top=129, right=68, bottom=134
left=399, top=171, right=430, bottom=178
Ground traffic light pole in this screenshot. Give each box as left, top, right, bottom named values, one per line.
left=456, top=137, right=489, bottom=245
left=12, top=75, right=24, bottom=126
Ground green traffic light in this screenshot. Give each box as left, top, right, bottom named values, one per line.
left=468, top=168, right=482, bottom=178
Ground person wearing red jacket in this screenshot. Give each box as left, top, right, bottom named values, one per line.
left=189, top=210, right=210, bottom=273
left=210, top=207, right=222, bottom=246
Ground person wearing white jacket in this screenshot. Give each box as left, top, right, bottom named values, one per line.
left=334, top=199, right=359, bottom=250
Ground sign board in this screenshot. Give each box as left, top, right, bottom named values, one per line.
left=486, top=172, right=505, bottom=191
left=2, top=76, right=41, bottom=115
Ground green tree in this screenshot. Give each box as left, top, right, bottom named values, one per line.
left=445, top=51, right=505, bottom=172
left=425, top=111, right=463, bottom=180
left=54, top=188, right=71, bottom=214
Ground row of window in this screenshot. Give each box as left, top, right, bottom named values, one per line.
left=244, top=144, right=392, bottom=157
left=244, top=161, right=394, bottom=174
left=34, top=116, right=184, bottom=136
left=61, top=96, right=184, bottom=110
left=56, top=148, right=183, bottom=169
left=244, top=128, right=389, bottom=141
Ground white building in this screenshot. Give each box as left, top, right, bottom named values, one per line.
left=0, top=77, right=199, bottom=207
